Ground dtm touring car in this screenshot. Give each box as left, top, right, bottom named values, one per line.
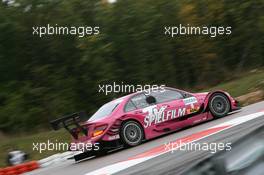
left=50, top=87, right=240, bottom=161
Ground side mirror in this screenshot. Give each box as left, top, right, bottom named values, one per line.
left=146, top=96, right=156, bottom=104
left=182, top=93, right=190, bottom=98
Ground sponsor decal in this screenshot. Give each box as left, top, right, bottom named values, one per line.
left=108, top=135, right=120, bottom=140
left=192, top=116, right=207, bottom=124
left=187, top=106, right=200, bottom=114
left=143, top=106, right=186, bottom=128
left=183, top=97, right=198, bottom=105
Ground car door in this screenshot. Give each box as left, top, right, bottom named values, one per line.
left=147, top=89, right=187, bottom=130
left=124, top=93, right=153, bottom=125
left=182, top=93, right=201, bottom=116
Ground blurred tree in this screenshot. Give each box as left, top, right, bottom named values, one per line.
left=0, top=0, right=263, bottom=133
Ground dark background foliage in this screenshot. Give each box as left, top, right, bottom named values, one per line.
left=0, top=0, right=263, bottom=133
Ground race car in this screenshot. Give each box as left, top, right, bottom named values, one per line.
left=50, top=87, right=240, bottom=161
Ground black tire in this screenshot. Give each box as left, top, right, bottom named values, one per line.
left=209, top=93, right=230, bottom=118
left=120, top=120, right=144, bottom=147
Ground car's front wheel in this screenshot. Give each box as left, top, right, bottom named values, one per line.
left=209, top=93, right=230, bottom=118
left=120, top=120, right=144, bottom=147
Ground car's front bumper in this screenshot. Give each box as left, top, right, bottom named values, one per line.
left=232, top=99, right=241, bottom=111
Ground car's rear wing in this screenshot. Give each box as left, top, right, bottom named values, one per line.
left=50, top=111, right=89, bottom=139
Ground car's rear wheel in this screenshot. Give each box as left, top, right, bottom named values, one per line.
left=120, top=120, right=144, bottom=147
left=209, top=93, right=230, bottom=118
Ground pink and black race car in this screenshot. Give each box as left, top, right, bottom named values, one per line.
left=50, top=87, right=240, bottom=161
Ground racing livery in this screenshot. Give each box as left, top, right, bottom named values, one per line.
left=50, top=87, right=240, bottom=161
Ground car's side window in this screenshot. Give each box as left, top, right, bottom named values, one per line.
left=124, top=100, right=137, bottom=112
left=150, top=89, right=183, bottom=104
left=130, top=94, right=150, bottom=109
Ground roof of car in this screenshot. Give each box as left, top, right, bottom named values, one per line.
left=109, top=87, right=177, bottom=104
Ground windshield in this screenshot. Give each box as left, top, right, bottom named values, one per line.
left=88, top=100, right=121, bottom=121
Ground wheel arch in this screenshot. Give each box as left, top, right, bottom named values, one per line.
left=203, top=90, right=232, bottom=112
left=119, top=116, right=146, bottom=140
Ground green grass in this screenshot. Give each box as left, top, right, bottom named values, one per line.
left=207, top=69, right=264, bottom=97
left=0, top=69, right=264, bottom=168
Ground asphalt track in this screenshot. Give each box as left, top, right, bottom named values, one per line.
left=25, top=101, right=264, bottom=175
